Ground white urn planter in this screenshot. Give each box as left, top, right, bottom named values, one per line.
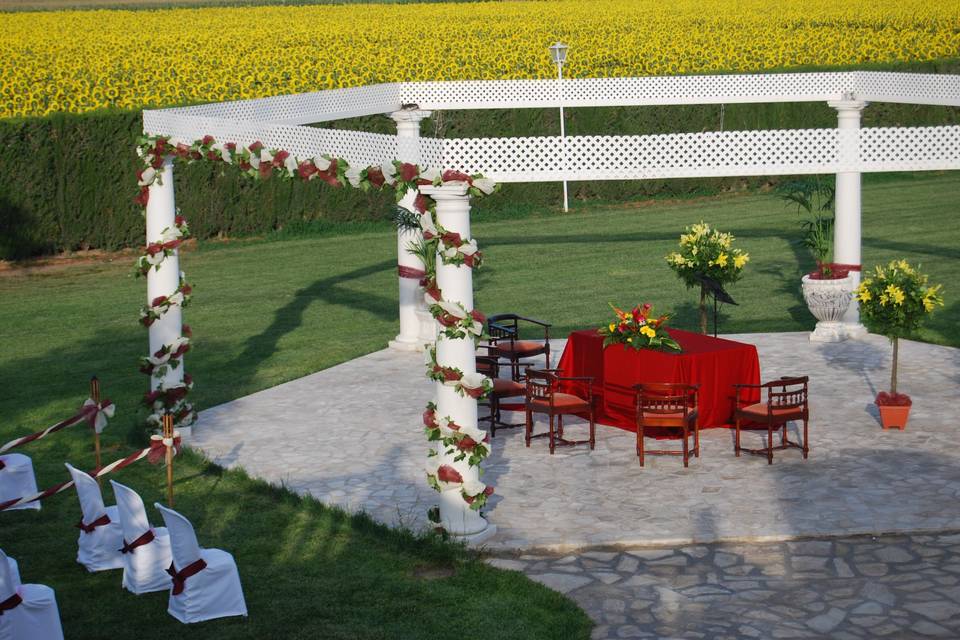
left=801, top=273, right=855, bottom=342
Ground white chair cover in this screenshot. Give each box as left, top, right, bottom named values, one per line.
left=0, top=549, right=64, bottom=640
left=110, top=480, right=173, bottom=594
left=4, top=558, right=18, bottom=589
left=0, top=453, right=40, bottom=511
left=155, top=503, right=247, bottom=623
left=64, top=463, right=123, bottom=571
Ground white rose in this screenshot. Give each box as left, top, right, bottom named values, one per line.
left=260, top=149, right=273, bottom=165
left=459, top=423, right=486, bottom=443
left=462, top=479, right=486, bottom=497
left=314, top=156, right=331, bottom=171
left=167, top=292, right=185, bottom=306
left=160, top=226, right=183, bottom=243
left=420, top=167, right=441, bottom=183
left=138, top=167, right=157, bottom=186
left=345, top=166, right=362, bottom=187
left=459, top=372, right=487, bottom=390
left=460, top=240, right=478, bottom=256
left=145, top=252, right=164, bottom=266
left=248, top=153, right=260, bottom=170
left=442, top=246, right=458, bottom=258
left=424, top=457, right=441, bottom=476
left=420, top=214, right=438, bottom=236
left=381, top=163, right=397, bottom=185
left=438, top=300, right=467, bottom=319
left=284, top=154, right=298, bottom=175
left=473, top=177, right=496, bottom=195
left=147, top=353, right=170, bottom=366
left=469, top=320, right=483, bottom=335
left=438, top=417, right=458, bottom=437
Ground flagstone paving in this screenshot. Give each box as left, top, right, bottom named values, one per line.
left=192, top=331, right=960, bottom=551
left=491, top=532, right=960, bottom=639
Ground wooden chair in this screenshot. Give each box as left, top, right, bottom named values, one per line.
left=733, top=376, right=809, bottom=464
left=524, top=369, right=595, bottom=454
left=634, top=383, right=699, bottom=468
left=487, top=314, right=551, bottom=381
left=476, top=351, right=526, bottom=437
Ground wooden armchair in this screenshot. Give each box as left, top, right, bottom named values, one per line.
left=487, top=314, right=551, bottom=381
left=476, top=348, right=526, bottom=437
left=733, top=376, right=809, bottom=464
left=635, top=383, right=699, bottom=468
left=524, top=369, right=595, bottom=454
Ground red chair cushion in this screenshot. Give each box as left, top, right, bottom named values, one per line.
left=529, top=393, right=590, bottom=413
left=638, top=409, right=697, bottom=427
left=497, top=340, right=545, bottom=358
left=492, top=379, right=525, bottom=397
left=737, top=402, right=803, bottom=420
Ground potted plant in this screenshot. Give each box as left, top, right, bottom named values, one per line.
left=778, top=178, right=855, bottom=342
left=665, top=222, right=749, bottom=334
left=856, top=260, right=944, bottom=430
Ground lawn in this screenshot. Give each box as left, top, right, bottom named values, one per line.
left=0, top=171, right=957, bottom=638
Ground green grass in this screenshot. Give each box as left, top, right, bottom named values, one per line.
left=1, top=172, right=958, bottom=638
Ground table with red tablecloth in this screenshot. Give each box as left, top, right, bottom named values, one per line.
left=556, top=328, right=761, bottom=432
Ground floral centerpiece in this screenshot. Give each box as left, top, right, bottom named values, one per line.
left=598, top=303, right=681, bottom=352
left=856, top=259, right=944, bottom=429
left=666, top=222, right=749, bottom=334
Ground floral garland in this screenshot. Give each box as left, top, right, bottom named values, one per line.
left=437, top=231, right=483, bottom=268
left=136, top=216, right=190, bottom=276
left=139, top=275, right=193, bottom=327
left=143, top=375, right=196, bottom=429
left=424, top=457, right=495, bottom=511
left=422, top=402, right=491, bottom=469
left=424, top=347, right=493, bottom=399
left=423, top=281, right=485, bottom=341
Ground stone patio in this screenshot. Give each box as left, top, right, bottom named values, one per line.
left=192, top=332, right=960, bottom=551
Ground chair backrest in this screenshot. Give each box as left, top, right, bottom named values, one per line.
left=110, top=480, right=151, bottom=543
left=635, top=383, right=698, bottom=418
left=525, top=368, right=558, bottom=403
left=65, top=462, right=106, bottom=523
left=486, top=314, right=518, bottom=343
left=0, top=549, right=15, bottom=600
left=764, top=376, right=809, bottom=409
left=475, top=354, right=500, bottom=378
left=154, top=503, right=202, bottom=569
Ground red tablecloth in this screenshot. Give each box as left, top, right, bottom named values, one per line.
left=557, top=328, right=761, bottom=432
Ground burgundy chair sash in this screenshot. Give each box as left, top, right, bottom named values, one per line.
left=167, top=558, right=207, bottom=595
left=120, top=529, right=156, bottom=554
left=76, top=513, right=112, bottom=534
left=0, top=459, right=5, bottom=470
left=0, top=593, right=22, bottom=616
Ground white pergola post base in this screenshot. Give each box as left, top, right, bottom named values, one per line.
left=830, top=97, right=869, bottom=340
left=425, top=184, right=494, bottom=539
left=145, top=159, right=189, bottom=439
left=388, top=109, right=434, bottom=352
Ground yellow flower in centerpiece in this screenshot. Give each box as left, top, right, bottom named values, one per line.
left=640, top=325, right=656, bottom=338
left=715, top=252, right=729, bottom=267
left=609, top=323, right=616, bottom=332
left=627, top=337, right=633, bottom=343
left=734, top=253, right=749, bottom=269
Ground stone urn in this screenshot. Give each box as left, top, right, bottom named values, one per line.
left=801, top=273, right=855, bottom=342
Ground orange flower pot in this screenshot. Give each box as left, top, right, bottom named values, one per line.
left=878, top=404, right=911, bottom=431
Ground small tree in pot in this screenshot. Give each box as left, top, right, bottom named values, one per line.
left=666, top=222, right=749, bottom=334
left=856, top=260, right=944, bottom=430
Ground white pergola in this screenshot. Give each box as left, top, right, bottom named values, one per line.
left=142, top=71, right=960, bottom=540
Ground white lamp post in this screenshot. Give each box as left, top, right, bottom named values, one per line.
left=549, top=42, right=569, bottom=213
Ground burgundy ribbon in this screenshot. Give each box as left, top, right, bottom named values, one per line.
left=833, top=263, right=861, bottom=272
left=147, top=436, right=181, bottom=465
left=76, top=513, right=112, bottom=534
left=398, top=265, right=426, bottom=280
left=167, top=558, right=207, bottom=595
left=121, top=529, right=156, bottom=554
left=0, top=459, right=5, bottom=470
left=0, top=593, right=21, bottom=616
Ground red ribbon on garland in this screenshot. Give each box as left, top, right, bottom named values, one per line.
left=398, top=265, right=427, bottom=280
left=167, top=559, right=207, bottom=595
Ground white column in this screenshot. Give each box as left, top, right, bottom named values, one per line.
left=145, top=158, right=184, bottom=390
left=422, top=184, right=494, bottom=541
left=388, top=109, right=433, bottom=352
left=828, top=96, right=869, bottom=338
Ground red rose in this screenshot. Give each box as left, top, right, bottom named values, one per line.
left=272, top=149, right=290, bottom=168
left=398, top=162, right=419, bottom=182
left=143, top=390, right=160, bottom=405
left=470, top=309, right=485, bottom=324
left=171, top=342, right=190, bottom=358
left=618, top=322, right=629, bottom=332
left=225, top=142, right=237, bottom=152
left=414, top=193, right=431, bottom=213
left=483, top=485, right=494, bottom=496
left=297, top=160, right=317, bottom=180
left=139, top=363, right=153, bottom=375
left=366, top=166, right=385, bottom=187
left=206, top=150, right=219, bottom=161
left=181, top=284, right=192, bottom=296
left=238, top=159, right=251, bottom=171
left=166, top=386, right=188, bottom=403
left=463, top=386, right=486, bottom=399
left=134, top=186, right=150, bottom=207
left=189, top=150, right=202, bottom=161
left=441, top=231, right=462, bottom=246
left=437, top=313, right=459, bottom=328
left=248, top=141, right=263, bottom=154
left=151, top=154, right=164, bottom=169
left=175, top=143, right=191, bottom=158
left=258, top=162, right=273, bottom=179
left=154, top=138, right=167, bottom=154
left=463, top=253, right=479, bottom=268
left=174, top=215, right=186, bottom=226
left=422, top=408, right=437, bottom=428
left=442, top=368, right=460, bottom=382
left=181, top=324, right=192, bottom=337
left=437, top=465, right=463, bottom=484
left=145, top=243, right=163, bottom=256
left=201, top=135, right=215, bottom=146
left=457, top=436, right=477, bottom=451
left=151, top=295, right=167, bottom=307
left=442, top=170, right=472, bottom=184
left=140, top=316, right=155, bottom=327
left=184, top=373, right=193, bottom=386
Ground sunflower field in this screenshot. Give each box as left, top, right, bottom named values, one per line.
left=1, top=0, right=959, bottom=119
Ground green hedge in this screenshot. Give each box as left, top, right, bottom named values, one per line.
left=1, top=60, right=958, bottom=259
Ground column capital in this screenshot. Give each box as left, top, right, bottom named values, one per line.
left=420, top=183, right=470, bottom=199
left=389, top=109, right=432, bottom=124
left=827, top=98, right=869, bottom=113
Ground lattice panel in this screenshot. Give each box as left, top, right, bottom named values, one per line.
left=859, top=126, right=960, bottom=172
left=144, top=83, right=402, bottom=127
left=439, top=129, right=842, bottom=182
left=859, top=72, right=960, bottom=107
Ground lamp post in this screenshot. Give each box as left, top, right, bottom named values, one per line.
left=549, top=42, right=569, bottom=212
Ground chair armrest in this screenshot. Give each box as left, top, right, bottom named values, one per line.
left=514, top=315, right=552, bottom=328
left=557, top=375, right=594, bottom=383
